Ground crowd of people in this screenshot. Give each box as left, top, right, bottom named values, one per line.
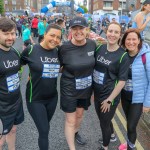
left=0, top=0, right=150, bottom=150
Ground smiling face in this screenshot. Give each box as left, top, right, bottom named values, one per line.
left=0, top=28, right=16, bottom=49
left=125, top=32, right=140, bottom=53
left=144, top=4, right=150, bottom=12
left=71, top=26, right=87, bottom=44
left=43, top=28, right=61, bottom=49
left=106, top=24, right=121, bottom=45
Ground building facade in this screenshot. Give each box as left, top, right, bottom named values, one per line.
left=4, top=0, right=25, bottom=12
left=88, top=0, right=142, bottom=15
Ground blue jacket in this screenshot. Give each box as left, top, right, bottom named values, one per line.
left=132, top=43, right=150, bottom=107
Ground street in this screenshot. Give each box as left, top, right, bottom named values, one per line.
left=3, top=37, right=149, bottom=150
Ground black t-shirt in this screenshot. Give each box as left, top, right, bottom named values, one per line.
left=121, top=55, right=136, bottom=101
left=0, top=47, right=22, bottom=116
left=21, top=44, right=60, bottom=103
left=93, top=44, right=130, bottom=104
left=59, top=39, right=96, bottom=99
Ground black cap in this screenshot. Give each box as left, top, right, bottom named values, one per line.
left=143, top=0, right=150, bottom=5
left=70, top=17, right=88, bottom=28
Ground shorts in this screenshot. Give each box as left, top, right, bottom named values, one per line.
left=1, top=102, right=24, bottom=135
left=24, top=39, right=31, bottom=47
left=61, top=97, right=91, bottom=113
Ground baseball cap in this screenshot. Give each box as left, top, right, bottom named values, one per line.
left=70, top=17, right=88, bottom=28
left=143, top=0, right=150, bottom=5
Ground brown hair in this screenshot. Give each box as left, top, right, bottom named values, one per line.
left=0, top=17, right=16, bottom=32
left=106, top=22, right=122, bottom=33
left=106, top=22, right=122, bottom=44
left=121, top=28, right=142, bottom=50
left=141, top=4, right=147, bottom=11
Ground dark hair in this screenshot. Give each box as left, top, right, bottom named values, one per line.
left=121, top=28, right=142, bottom=50
left=43, top=17, right=46, bottom=21
left=45, top=23, right=62, bottom=33
left=0, top=17, right=16, bottom=32
left=45, top=24, right=62, bottom=39
left=56, top=18, right=64, bottom=26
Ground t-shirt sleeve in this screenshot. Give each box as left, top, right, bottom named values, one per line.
left=118, top=53, right=130, bottom=81
left=20, top=46, right=31, bottom=65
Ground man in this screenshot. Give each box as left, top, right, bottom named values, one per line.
left=0, top=17, right=24, bottom=150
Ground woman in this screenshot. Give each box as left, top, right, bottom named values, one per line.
left=132, top=0, right=150, bottom=39
left=21, top=24, right=62, bottom=150
left=119, top=28, right=150, bottom=150
left=59, top=16, right=96, bottom=150
left=93, top=22, right=130, bottom=150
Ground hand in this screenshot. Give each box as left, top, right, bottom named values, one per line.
left=143, top=106, right=150, bottom=113
left=101, top=99, right=111, bottom=113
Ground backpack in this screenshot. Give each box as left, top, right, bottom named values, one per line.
left=142, top=53, right=146, bottom=70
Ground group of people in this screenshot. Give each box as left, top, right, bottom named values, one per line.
left=0, top=1, right=150, bottom=150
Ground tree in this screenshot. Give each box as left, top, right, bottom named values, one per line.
left=0, top=0, right=4, bottom=16
left=80, top=5, right=88, bottom=13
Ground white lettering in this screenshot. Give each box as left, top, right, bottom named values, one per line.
left=40, top=57, right=58, bottom=63
left=97, top=56, right=111, bottom=65
left=3, top=60, right=18, bottom=69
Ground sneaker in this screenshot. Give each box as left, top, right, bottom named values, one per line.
left=75, top=132, right=86, bottom=145
left=118, top=143, right=127, bottom=150
left=127, top=145, right=136, bottom=150
left=98, top=134, right=117, bottom=144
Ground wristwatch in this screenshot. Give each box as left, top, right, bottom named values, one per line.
left=107, top=100, right=112, bottom=105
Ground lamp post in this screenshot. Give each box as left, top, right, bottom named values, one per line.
left=121, top=0, right=124, bottom=21
left=71, top=0, right=74, bottom=18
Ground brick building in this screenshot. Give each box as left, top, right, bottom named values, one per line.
left=88, top=0, right=142, bottom=15
left=4, top=0, right=25, bottom=12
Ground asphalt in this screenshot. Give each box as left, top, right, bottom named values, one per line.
left=3, top=37, right=150, bottom=150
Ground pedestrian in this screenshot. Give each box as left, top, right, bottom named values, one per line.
left=93, top=22, right=130, bottom=150
left=0, top=17, right=24, bottom=150
left=21, top=24, right=62, bottom=150
left=132, top=0, right=150, bottom=39
left=56, top=18, right=67, bottom=42
left=22, top=23, right=34, bottom=49
left=38, top=17, right=48, bottom=43
left=31, top=16, right=39, bottom=37
left=119, top=28, right=150, bottom=150
left=59, top=16, right=96, bottom=150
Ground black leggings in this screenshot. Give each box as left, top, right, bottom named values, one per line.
left=17, top=27, right=22, bottom=37
left=121, top=97, right=143, bottom=144
left=94, top=100, right=118, bottom=146
left=27, top=96, right=58, bottom=150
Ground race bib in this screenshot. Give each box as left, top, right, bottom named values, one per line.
left=75, top=75, right=92, bottom=90
left=93, top=69, right=105, bottom=85
left=124, top=79, right=133, bottom=91
left=6, top=73, right=20, bottom=92
left=42, top=64, right=60, bottom=78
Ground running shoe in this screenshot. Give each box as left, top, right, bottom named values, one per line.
left=75, top=132, right=86, bottom=145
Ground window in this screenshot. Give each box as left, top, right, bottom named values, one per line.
left=5, top=0, right=8, bottom=4
left=104, top=2, right=112, bottom=7
left=93, top=3, right=98, bottom=9
left=12, top=0, right=16, bottom=5
left=119, top=2, right=126, bottom=9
